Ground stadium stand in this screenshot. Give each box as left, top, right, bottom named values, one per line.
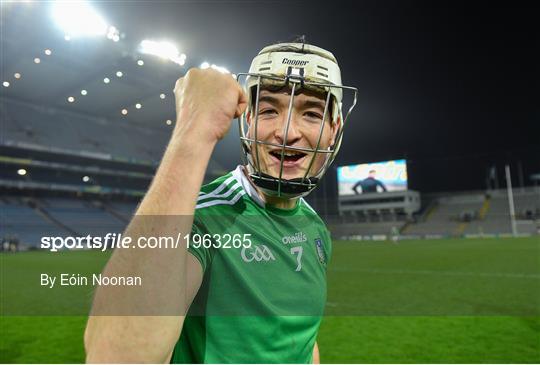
left=2, top=97, right=169, bottom=162
left=1, top=196, right=68, bottom=249
left=464, top=189, right=539, bottom=236
left=405, top=193, right=484, bottom=236
left=329, top=188, right=539, bottom=239
left=38, top=198, right=127, bottom=236
left=0, top=197, right=133, bottom=249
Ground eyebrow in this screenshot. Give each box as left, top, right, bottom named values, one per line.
left=258, top=95, right=326, bottom=111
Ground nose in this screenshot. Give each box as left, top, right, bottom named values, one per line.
left=274, top=111, right=302, bottom=146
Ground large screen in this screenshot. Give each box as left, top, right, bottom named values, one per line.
left=337, top=159, right=408, bottom=196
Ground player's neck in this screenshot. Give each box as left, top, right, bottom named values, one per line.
left=263, top=194, right=298, bottom=210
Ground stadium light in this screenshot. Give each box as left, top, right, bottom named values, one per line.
left=64, top=35, right=71, bottom=41
left=82, top=175, right=90, bottom=182
left=81, top=90, right=87, bottom=95
left=139, top=40, right=186, bottom=66
left=137, top=59, right=144, bottom=66
left=121, top=109, right=128, bottom=115
left=211, top=64, right=229, bottom=74
left=106, top=26, right=120, bottom=42
left=14, top=73, right=21, bottom=79
left=17, top=168, right=27, bottom=176
left=3, top=81, right=9, bottom=87
left=135, top=103, right=142, bottom=109
left=160, top=93, right=166, bottom=99
left=51, top=0, right=108, bottom=37
left=200, top=62, right=230, bottom=74
left=166, top=119, right=172, bottom=125
left=103, top=77, right=110, bottom=84
left=116, top=71, right=123, bottom=77
left=34, top=57, right=41, bottom=64
left=67, top=96, right=75, bottom=103
left=44, top=49, right=52, bottom=56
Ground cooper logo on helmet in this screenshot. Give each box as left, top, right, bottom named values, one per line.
left=282, top=58, right=309, bottom=66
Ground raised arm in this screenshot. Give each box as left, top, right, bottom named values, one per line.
left=84, top=68, right=247, bottom=363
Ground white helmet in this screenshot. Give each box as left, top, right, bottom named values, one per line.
left=237, top=42, right=357, bottom=198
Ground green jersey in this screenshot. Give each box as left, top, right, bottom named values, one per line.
left=171, top=166, right=332, bottom=363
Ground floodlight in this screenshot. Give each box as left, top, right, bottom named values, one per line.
left=139, top=39, right=185, bottom=65
left=200, top=62, right=230, bottom=74
left=51, top=0, right=107, bottom=37
left=211, top=64, right=229, bottom=74
left=17, top=169, right=27, bottom=176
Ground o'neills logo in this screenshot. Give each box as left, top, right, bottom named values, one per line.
left=282, top=58, right=309, bottom=67
left=282, top=232, right=307, bottom=245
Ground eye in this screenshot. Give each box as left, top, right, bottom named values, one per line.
left=304, top=111, right=323, bottom=120
left=258, top=109, right=278, bottom=116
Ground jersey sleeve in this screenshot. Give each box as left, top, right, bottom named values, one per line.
left=187, top=217, right=212, bottom=272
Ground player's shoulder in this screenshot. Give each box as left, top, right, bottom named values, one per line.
left=195, top=171, right=246, bottom=212
left=299, top=198, right=325, bottom=224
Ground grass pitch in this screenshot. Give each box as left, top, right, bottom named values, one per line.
left=1, top=237, right=539, bottom=363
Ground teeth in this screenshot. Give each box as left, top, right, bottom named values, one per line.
left=273, top=151, right=302, bottom=157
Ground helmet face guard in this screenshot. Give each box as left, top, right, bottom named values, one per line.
left=237, top=43, right=358, bottom=198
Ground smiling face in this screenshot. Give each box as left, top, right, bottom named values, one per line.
left=247, top=86, right=339, bottom=181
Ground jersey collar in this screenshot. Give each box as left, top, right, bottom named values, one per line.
left=232, top=165, right=266, bottom=208
left=232, top=165, right=306, bottom=214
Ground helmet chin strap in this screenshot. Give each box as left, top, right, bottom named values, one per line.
left=250, top=172, right=319, bottom=198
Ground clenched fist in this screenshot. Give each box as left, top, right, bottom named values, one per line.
left=173, top=68, right=248, bottom=144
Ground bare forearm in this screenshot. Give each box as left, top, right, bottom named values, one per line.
left=139, top=129, right=217, bottom=215
left=85, top=131, right=216, bottom=363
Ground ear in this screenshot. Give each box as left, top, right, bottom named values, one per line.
left=329, top=116, right=341, bottom=147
